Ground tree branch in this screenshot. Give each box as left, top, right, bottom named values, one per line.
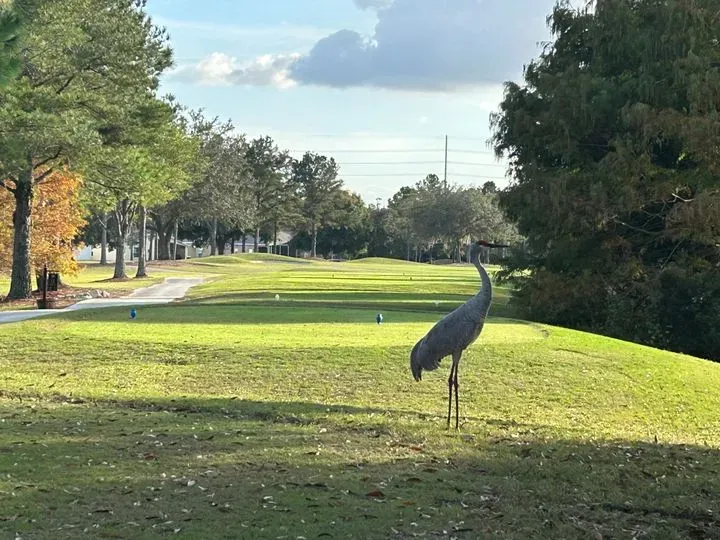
left=55, top=73, right=76, bottom=95
left=87, top=170, right=126, bottom=194
left=611, top=217, right=663, bottom=236
left=672, top=192, right=694, bottom=203
left=32, top=148, right=63, bottom=176
left=661, top=239, right=686, bottom=269
left=2, top=180, right=15, bottom=194
left=35, top=167, right=55, bottom=184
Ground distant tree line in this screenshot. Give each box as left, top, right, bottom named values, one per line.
left=0, top=0, right=375, bottom=297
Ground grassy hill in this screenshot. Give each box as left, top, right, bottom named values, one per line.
left=0, top=254, right=718, bottom=538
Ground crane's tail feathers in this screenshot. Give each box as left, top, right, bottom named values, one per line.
left=411, top=339, right=443, bottom=382
left=410, top=340, right=423, bottom=382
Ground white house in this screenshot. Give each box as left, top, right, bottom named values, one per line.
left=74, top=244, right=131, bottom=263
left=75, top=229, right=296, bottom=262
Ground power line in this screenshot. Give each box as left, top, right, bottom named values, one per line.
left=339, top=160, right=506, bottom=167
left=288, top=148, right=445, bottom=153
left=341, top=173, right=508, bottom=179
left=245, top=131, right=491, bottom=142
left=449, top=161, right=506, bottom=167
left=287, top=148, right=495, bottom=154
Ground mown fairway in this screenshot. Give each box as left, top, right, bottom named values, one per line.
left=1, top=255, right=719, bottom=539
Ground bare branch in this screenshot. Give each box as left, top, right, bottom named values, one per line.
left=672, top=192, right=694, bottom=203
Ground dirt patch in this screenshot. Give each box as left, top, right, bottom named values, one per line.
left=0, top=285, right=121, bottom=310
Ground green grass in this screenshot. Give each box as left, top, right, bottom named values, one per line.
left=0, top=254, right=719, bottom=538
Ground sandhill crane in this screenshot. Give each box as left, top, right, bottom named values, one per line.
left=410, top=240, right=508, bottom=429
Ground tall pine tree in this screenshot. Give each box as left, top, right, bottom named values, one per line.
left=491, top=0, right=720, bottom=359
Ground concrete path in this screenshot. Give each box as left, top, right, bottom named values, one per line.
left=0, top=277, right=204, bottom=325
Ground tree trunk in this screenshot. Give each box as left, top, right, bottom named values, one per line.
left=172, top=220, right=179, bottom=260
left=254, top=227, right=260, bottom=253
left=136, top=206, right=147, bottom=278
left=273, top=221, right=278, bottom=255
left=217, top=236, right=226, bottom=255
left=241, top=234, right=246, bottom=253
left=406, top=241, right=411, bottom=261
left=311, top=223, right=318, bottom=258
left=151, top=212, right=174, bottom=261
left=230, top=236, right=235, bottom=254
left=210, top=218, right=218, bottom=256
left=113, top=223, right=127, bottom=279
left=113, top=199, right=135, bottom=279
left=157, top=229, right=171, bottom=260
left=99, top=212, right=109, bottom=265
left=8, top=167, right=34, bottom=299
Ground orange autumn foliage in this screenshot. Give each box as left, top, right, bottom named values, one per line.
left=0, top=170, right=87, bottom=278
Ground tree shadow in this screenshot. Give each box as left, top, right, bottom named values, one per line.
left=189, top=290, right=474, bottom=303
left=47, top=301, right=525, bottom=325
left=1, top=395, right=718, bottom=539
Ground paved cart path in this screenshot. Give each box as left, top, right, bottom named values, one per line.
left=0, top=277, right=204, bottom=325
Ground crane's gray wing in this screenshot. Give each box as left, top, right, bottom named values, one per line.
left=410, top=307, right=484, bottom=381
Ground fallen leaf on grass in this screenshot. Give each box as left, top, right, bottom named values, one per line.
left=366, top=490, right=385, bottom=498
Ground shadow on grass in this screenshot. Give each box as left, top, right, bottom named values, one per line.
left=45, top=302, right=522, bottom=325
left=193, top=291, right=476, bottom=302
left=0, top=391, right=553, bottom=432
left=0, top=395, right=718, bottom=539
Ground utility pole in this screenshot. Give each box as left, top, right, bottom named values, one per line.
left=444, top=134, right=448, bottom=187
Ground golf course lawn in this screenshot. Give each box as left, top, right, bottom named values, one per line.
left=0, top=255, right=719, bottom=539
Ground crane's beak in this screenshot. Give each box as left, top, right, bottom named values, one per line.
left=476, top=241, right=510, bottom=249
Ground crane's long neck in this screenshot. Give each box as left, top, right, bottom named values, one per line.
left=469, top=250, right=493, bottom=319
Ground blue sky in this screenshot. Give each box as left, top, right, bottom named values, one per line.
left=147, top=0, right=582, bottom=203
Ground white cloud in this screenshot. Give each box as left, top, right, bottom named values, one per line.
left=353, top=0, right=393, bottom=11
left=170, top=52, right=301, bottom=89
left=290, top=0, right=552, bottom=91
left=168, top=0, right=566, bottom=92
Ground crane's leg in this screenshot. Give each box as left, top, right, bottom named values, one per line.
left=453, top=351, right=461, bottom=430
left=447, top=360, right=457, bottom=429
left=447, top=352, right=461, bottom=430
